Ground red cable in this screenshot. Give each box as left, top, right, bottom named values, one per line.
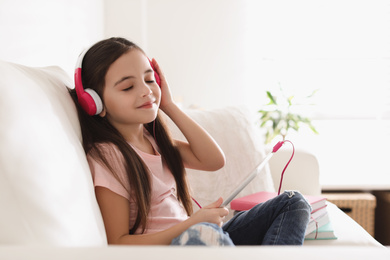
left=192, top=197, right=202, bottom=209
left=277, top=140, right=295, bottom=195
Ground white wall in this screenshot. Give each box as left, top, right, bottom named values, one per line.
left=104, top=0, right=147, bottom=47
left=104, top=0, right=258, bottom=111
left=0, top=0, right=104, bottom=76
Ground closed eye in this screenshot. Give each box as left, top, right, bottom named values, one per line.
left=123, top=86, right=133, bottom=91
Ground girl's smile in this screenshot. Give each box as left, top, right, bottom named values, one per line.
left=137, top=99, right=157, bottom=109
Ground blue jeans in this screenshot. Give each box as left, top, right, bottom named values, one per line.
left=171, top=191, right=311, bottom=246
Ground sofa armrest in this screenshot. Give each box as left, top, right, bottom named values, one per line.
left=268, top=147, right=321, bottom=196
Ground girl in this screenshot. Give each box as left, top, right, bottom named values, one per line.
left=69, top=37, right=311, bottom=246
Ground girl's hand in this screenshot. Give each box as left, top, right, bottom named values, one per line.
left=190, top=197, right=229, bottom=227
left=150, top=58, right=174, bottom=112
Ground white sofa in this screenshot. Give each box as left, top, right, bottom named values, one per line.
left=0, top=61, right=388, bottom=259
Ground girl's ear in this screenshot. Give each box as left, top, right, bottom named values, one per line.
left=99, top=106, right=106, bottom=117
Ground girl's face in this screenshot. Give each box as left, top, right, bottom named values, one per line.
left=101, top=49, right=161, bottom=130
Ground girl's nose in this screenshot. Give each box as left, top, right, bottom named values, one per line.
left=141, top=82, right=153, bottom=97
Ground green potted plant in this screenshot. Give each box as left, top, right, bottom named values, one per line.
left=258, top=88, right=318, bottom=144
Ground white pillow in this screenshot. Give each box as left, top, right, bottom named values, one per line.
left=166, top=107, right=275, bottom=210
left=0, top=61, right=106, bottom=245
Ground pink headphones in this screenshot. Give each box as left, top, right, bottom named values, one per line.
left=74, top=49, right=103, bottom=116
left=74, top=49, right=161, bottom=116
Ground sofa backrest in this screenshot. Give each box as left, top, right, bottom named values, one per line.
left=0, top=61, right=107, bottom=246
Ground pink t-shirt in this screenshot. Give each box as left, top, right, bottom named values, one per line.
left=88, top=131, right=189, bottom=234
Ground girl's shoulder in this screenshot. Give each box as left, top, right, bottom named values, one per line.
left=87, top=142, right=130, bottom=200
left=89, top=142, right=120, bottom=155
left=94, top=142, right=117, bottom=152
left=87, top=142, right=125, bottom=167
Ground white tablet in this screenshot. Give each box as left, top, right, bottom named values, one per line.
left=220, top=152, right=274, bottom=207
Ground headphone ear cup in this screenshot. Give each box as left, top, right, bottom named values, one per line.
left=154, top=69, right=161, bottom=87
left=74, top=49, right=104, bottom=116
left=78, top=88, right=103, bottom=116
left=148, top=58, right=161, bottom=87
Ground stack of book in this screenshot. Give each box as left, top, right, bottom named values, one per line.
left=303, top=194, right=336, bottom=240
left=230, top=191, right=337, bottom=240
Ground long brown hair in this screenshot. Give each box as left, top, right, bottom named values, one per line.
left=68, top=37, right=193, bottom=234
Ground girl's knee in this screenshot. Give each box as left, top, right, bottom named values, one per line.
left=171, top=223, right=234, bottom=246
left=284, top=191, right=312, bottom=212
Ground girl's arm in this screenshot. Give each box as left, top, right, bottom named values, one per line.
left=152, top=59, right=225, bottom=171
left=96, top=186, right=228, bottom=245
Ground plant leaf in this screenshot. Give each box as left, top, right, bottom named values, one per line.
left=306, top=89, right=319, bottom=98
left=266, top=91, right=277, bottom=105
left=287, top=96, right=294, bottom=106
left=308, top=123, right=319, bottom=134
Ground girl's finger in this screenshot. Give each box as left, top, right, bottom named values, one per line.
left=204, top=197, right=223, bottom=209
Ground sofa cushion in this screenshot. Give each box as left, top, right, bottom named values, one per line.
left=0, top=61, right=106, bottom=245
left=165, top=107, right=275, bottom=211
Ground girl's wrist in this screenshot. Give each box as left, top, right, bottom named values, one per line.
left=187, top=213, right=203, bottom=227
left=160, top=101, right=180, bottom=117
